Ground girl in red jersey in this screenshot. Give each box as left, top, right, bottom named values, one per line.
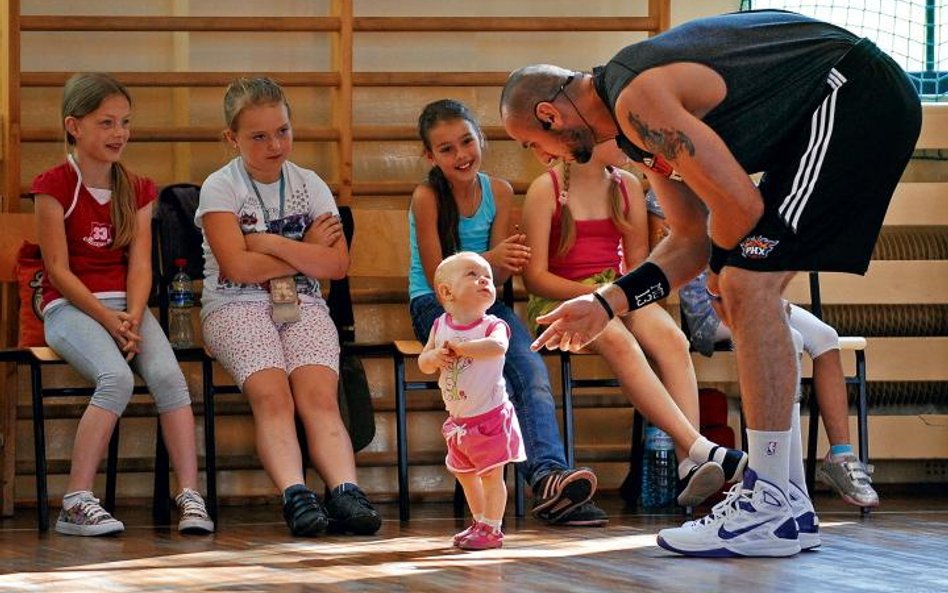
left=32, top=73, right=213, bottom=537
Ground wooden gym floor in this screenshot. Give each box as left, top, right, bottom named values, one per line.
left=1, top=492, right=946, bottom=593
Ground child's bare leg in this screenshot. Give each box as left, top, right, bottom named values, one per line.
left=624, top=304, right=700, bottom=463
left=455, top=471, right=485, bottom=518
left=812, top=350, right=851, bottom=447
left=480, top=466, right=507, bottom=528
left=591, top=321, right=699, bottom=457
left=456, top=467, right=507, bottom=550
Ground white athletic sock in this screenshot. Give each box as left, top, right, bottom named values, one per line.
left=689, top=436, right=730, bottom=466
left=678, top=457, right=699, bottom=480
left=789, top=403, right=808, bottom=496
left=746, top=429, right=791, bottom=493
left=473, top=513, right=484, bottom=524
left=481, top=517, right=503, bottom=533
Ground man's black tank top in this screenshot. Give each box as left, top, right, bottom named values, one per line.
left=593, top=10, right=859, bottom=174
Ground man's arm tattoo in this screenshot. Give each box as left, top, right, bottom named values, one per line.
left=626, top=112, right=695, bottom=161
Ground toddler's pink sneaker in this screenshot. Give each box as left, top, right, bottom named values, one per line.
left=453, top=520, right=478, bottom=547
left=457, top=522, right=504, bottom=550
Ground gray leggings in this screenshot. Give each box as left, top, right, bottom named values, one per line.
left=43, top=298, right=191, bottom=416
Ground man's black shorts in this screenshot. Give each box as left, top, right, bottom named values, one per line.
left=724, top=38, right=922, bottom=275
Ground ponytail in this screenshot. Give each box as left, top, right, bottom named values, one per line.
left=427, top=166, right=461, bottom=258
left=556, top=163, right=576, bottom=257
left=606, top=166, right=635, bottom=237
left=109, top=162, right=138, bottom=249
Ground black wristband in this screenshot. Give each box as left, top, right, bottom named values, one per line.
left=614, top=261, right=671, bottom=312
left=592, top=291, right=615, bottom=320
left=709, top=242, right=731, bottom=275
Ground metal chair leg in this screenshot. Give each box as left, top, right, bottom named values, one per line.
left=202, top=356, right=218, bottom=523
left=559, top=352, right=575, bottom=468
left=806, top=387, right=821, bottom=495
left=855, top=350, right=871, bottom=516
left=618, top=411, right=646, bottom=508
left=153, top=418, right=171, bottom=525
left=104, top=425, right=120, bottom=514
left=31, top=361, right=49, bottom=532
left=739, top=409, right=748, bottom=453
left=452, top=480, right=465, bottom=518
left=394, top=351, right=410, bottom=522
left=514, top=465, right=525, bottom=518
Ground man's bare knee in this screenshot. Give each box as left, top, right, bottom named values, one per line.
left=720, top=269, right=792, bottom=305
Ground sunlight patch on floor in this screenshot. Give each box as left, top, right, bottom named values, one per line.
left=0, top=530, right=660, bottom=591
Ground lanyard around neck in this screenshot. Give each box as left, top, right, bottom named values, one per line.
left=245, top=164, right=286, bottom=225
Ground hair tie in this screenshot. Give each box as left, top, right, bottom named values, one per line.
left=558, top=162, right=571, bottom=205
left=606, top=166, right=622, bottom=184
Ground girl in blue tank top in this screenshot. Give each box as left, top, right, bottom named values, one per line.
left=408, top=101, right=528, bottom=299
left=408, top=99, right=609, bottom=527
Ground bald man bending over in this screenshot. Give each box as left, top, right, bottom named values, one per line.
left=500, top=9, right=920, bottom=558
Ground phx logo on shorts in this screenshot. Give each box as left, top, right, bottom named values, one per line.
left=740, top=235, right=780, bottom=260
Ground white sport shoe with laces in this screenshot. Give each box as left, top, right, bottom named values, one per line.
left=657, top=469, right=800, bottom=558
left=55, top=491, right=125, bottom=536
left=175, top=488, right=215, bottom=534
left=788, top=481, right=821, bottom=550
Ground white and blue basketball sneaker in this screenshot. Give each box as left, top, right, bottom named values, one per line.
left=788, top=481, right=821, bottom=550
left=657, top=469, right=800, bottom=558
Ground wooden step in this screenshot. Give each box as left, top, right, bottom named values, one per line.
left=884, top=183, right=948, bottom=226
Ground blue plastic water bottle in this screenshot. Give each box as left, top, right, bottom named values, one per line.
left=641, top=425, right=677, bottom=509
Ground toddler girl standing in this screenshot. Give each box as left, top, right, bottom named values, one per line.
left=418, top=252, right=525, bottom=550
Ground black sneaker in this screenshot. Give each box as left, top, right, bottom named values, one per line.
left=326, top=486, right=382, bottom=535
left=282, top=485, right=329, bottom=537
left=555, top=500, right=609, bottom=527
left=712, top=446, right=748, bottom=483
left=676, top=461, right=725, bottom=507
left=531, top=467, right=597, bottom=524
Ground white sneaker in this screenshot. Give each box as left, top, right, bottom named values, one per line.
left=175, top=488, right=215, bottom=534
left=817, top=453, right=880, bottom=507
left=657, top=469, right=800, bottom=558
left=55, top=491, right=125, bottom=536
left=788, top=481, right=821, bottom=550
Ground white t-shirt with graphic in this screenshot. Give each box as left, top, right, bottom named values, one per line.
left=431, top=312, right=510, bottom=419
left=195, top=157, right=339, bottom=319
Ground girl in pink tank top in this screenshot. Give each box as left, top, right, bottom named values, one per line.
left=521, top=142, right=748, bottom=508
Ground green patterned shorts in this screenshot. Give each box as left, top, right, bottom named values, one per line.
left=525, top=268, right=617, bottom=336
